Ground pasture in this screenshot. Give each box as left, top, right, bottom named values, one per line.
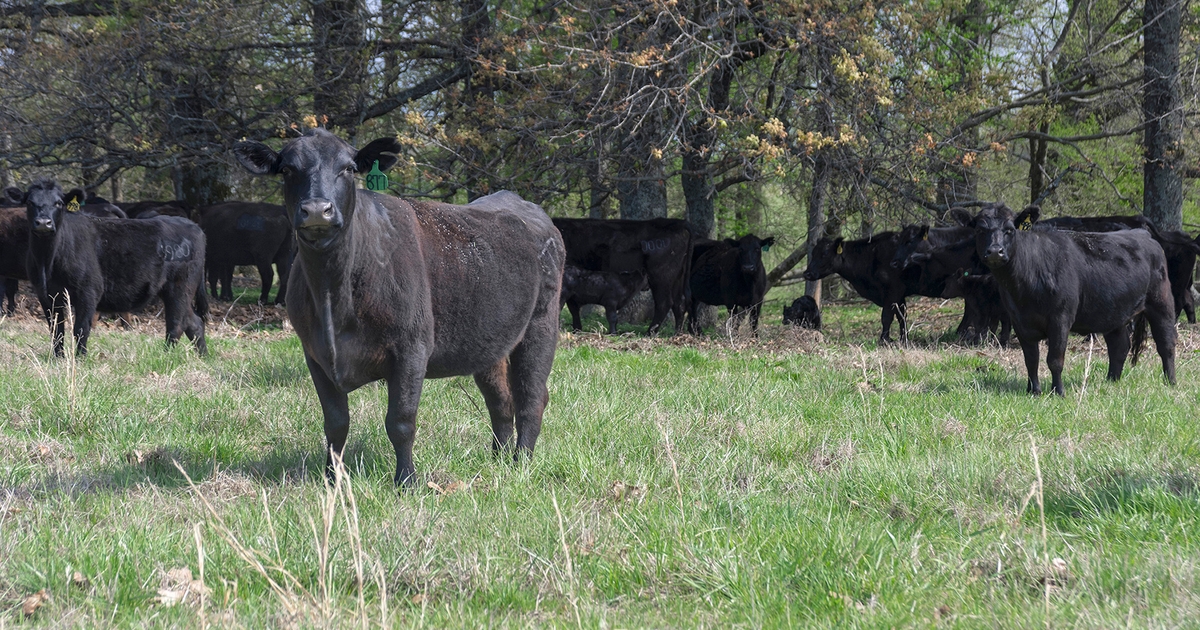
left=1, top=282, right=1198, bottom=628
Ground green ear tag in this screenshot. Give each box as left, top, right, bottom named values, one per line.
left=762, top=243, right=771, bottom=252
left=67, top=200, right=80, bottom=213
left=365, top=160, right=389, bottom=192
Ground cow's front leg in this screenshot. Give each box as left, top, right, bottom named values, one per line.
left=385, top=360, right=426, bottom=487
left=305, top=353, right=350, bottom=482
left=1020, top=337, right=1042, bottom=395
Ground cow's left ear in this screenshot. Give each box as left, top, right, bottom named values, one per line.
left=1014, top=205, right=1040, bottom=231
left=63, top=188, right=85, bottom=210
left=947, top=208, right=973, bottom=227
left=760, top=237, right=774, bottom=251
left=233, top=141, right=281, bottom=175
left=355, top=137, right=403, bottom=173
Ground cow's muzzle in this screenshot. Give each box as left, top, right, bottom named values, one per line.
left=983, top=247, right=1008, bottom=267
left=32, top=217, right=54, bottom=233
left=802, top=269, right=818, bottom=281
left=295, top=199, right=342, bottom=245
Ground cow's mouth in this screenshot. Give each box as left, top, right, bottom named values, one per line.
left=983, top=252, right=1008, bottom=267
left=296, top=224, right=341, bottom=250
left=802, top=270, right=818, bottom=281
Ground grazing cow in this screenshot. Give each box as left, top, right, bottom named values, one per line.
left=801, top=232, right=919, bottom=343
left=560, top=265, right=648, bottom=334
left=782, top=295, right=821, bottom=330
left=973, top=203, right=1176, bottom=395
left=553, top=217, right=691, bottom=335
left=196, top=202, right=295, bottom=304
left=233, top=128, right=564, bottom=486
left=22, top=179, right=208, bottom=356
left=688, top=234, right=775, bottom=334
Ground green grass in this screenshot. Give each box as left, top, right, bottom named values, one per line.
left=2, top=285, right=1199, bottom=628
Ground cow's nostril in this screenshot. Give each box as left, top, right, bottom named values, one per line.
left=323, top=207, right=334, bottom=219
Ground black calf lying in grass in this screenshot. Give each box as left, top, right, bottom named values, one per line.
left=973, top=203, right=1176, bottom=395
left=561, top=265, right=648, bottom=334
left=782, top=296, right=821, bottom=330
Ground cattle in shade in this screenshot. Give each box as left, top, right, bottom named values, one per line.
left=782, top=295, right=821, bottom=330
left=560, top=265, right=648, bottom=334
left=972, top=203, right=1175, bottom=395
left=688, top=234, right=775, bottom=335
left=553, top=217, right=692, bottom=335
left=233, top=128, right=564, bottom=486
left=801, top=232, right=919, bottom=343
left=22, top=179, right=208, bottom=356
left=196, top=202, right=295, bottom=304
left=899, top=228, right=1010, bottom=346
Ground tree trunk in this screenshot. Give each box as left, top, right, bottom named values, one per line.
left=109, top=171, right=121, bottom=202
left=805, top=151, right=832, bottom=305
left=588, top=136, right=611, bottom=219
left=1029, top=121, right=1049, bottom=204
left=1142, top=0, right=1183, bottom=231
left=617, top=151, right=666, bottom=220
left=312, top=0, right=366, bottom=136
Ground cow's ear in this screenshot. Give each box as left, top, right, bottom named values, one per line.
left=63, top=188, right=85, bottom=210
left=1015, top=205, right=1040, bottom=231
left=3, top=186, right=24, bottom=205
left=355, top=137, right=403, bottom=173
left=233, top=141, right=281, bottom=176
left=947, top=208, right=973, bottom=226
left=761, top=237, right=774, bottom=251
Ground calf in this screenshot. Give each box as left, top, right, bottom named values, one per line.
left=22, top=180, right=208, bottom=356
left=553, top=217, right=692, bottom=335
left=196, top=202, right=295, bottom=304
left=782, top=295, right=821, bottom=330
left=801, top=232, right=919, bottom=343
left=688, top=234, right=775, bottom=334
left=973, top=203, right=1175, bottom=395
left=560, top=265, right=648, bottom=334
left=234, top=129, right=564, bottom=486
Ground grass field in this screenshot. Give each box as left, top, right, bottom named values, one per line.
left=1, top=279, right=1199, bottom=628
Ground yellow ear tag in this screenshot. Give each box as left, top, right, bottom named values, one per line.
left=1019, top=218, right=1032, bottom=231
left=67, top=200, right=80, bottom=213
left=922, top=232, right=928, bottom=241
left=836, top=243, right=844, bottom=255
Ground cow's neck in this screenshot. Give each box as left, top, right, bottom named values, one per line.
left=297, top=206, right=363, bottom=378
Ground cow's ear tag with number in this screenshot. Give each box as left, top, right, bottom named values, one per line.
left=66, top=199, right=80, bottom=213
left=836, top=243, right=844, bottom=255
left=365, top=160, right=389, bottom=192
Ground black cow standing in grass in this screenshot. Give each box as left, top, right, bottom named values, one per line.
left=560, top=265, right=647, bottom=334
left=801, top=232, right=918, bottom=343
left=688, top=234, right=775, bottom=335
left=197, top=202, right=295, bottom=305
left=553, top=217, right=692, bottom=335
left=0, top=200, right=28, bottom=315
left=234, top=129, right=564, bottom=486
left=782, top=296, right=821, bottom=330
left=973, top=203, right=1176, bottom=395
left=22, top=180, right=208, bottom=357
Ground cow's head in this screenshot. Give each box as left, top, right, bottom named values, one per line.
left=972, top=203, right=1038, bottom=268
left=23, top=179, right=83, bottom=236
left=233, top=128, right=402, bottom=252
left=726, top=234, right=774, bottom=276
left=891, top=224, right=931, bottom=269
left=801, top=237, right=843, bottom=281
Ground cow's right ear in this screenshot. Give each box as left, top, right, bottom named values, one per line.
left=947, top=208, right=973, bottom=226
left=1014, top=205, right=1040, bottom=231
left=355, top=137, right=403, bottom=173
left=233, top=141, right=281, bottom=176
left=3, top=186, right=24, bottom=205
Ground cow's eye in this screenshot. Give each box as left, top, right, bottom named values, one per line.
left=343, top=165, right=356, bottom=175
left=55, top=201, right=63, bottom=208
left=279, top=166, right=293, bottom=176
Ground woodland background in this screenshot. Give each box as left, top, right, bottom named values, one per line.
left=0, top=0, right=1197, bottom=289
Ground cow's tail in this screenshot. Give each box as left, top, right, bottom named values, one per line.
left=194, top=281, right=210, bottom=322
left=1130, top=312, right=1148, bottom=367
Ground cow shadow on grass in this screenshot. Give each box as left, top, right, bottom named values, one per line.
left=4, top=437, right=406, bottom=499
left=1038, top=467, right=1198, bottom=525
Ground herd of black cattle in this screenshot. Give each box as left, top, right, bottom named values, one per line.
left=0, top=128, right=1187, bottom=483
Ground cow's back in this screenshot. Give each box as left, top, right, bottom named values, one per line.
left=88, top=216, right=205, bottom=311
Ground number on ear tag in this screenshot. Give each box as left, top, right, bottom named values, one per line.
left=67, top=200, right=80, bottom=213
left=1019, top=218, right=1032, bottom=231
left=365, top=160, right=389, bottom=192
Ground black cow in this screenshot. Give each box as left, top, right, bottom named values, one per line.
left=0, top=203, right=28, bottom=315
left=973, top=203, right=1175, bottom=395
left=560, top=265, right=648, bottom=334
left=22, top=179, right=208, bottom=356
left=196, top=202, right=295, bottom=305
left=688, top=234, right=775, bottom=335
left=1037, top=212, right=1200, bottom=323
left=899, top=227, right=1010, bottom=346
left=801, top=232, right=918, bottom=343
left=782, top=296, right=821, bottom=330
left=234, top=128, right=564, bottom=486
left=890, top=223, right=972, bottom=272
left=553, top=217, right=691, bottom=335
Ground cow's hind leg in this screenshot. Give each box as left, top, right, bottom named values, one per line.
left=256, top=262, right=274, bottom=304
left=1046, top=327, right=1069, bottom=396
left=508, top=311, right=557, bottom=461
left=306, top=353, right=352, bottom=483
left=1102, top=326, right=1131, bottom=381
left=474, top=360, right=515, bottom=453
left=3, top=278, right=16, bottom=315
left=161, top=287, right=187, bottom=348
left=1147, top=303, right=1178, bottom=386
